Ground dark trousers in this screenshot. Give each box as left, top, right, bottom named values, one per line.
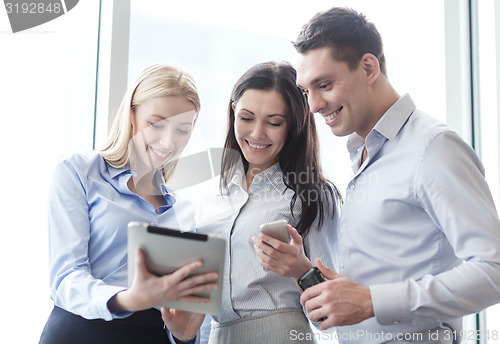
left=39, top=306, right=170, bottom=344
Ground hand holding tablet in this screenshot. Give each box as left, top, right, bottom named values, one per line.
left=127, top=222, right=226, bottom=315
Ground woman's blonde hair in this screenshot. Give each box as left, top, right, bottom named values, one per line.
left=100, top=64, right=200, bottom=174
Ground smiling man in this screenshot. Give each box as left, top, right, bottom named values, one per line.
left=294, top=7, right=500, bottom=344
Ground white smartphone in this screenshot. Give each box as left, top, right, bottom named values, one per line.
left=260, top=219, right=289, bottom=243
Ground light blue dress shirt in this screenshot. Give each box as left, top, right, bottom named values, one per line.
left=195, top=162, right=339, bottom=326
left=336, top=94, right=500, bottom=343
left=47, top=151, right=194, bottom=322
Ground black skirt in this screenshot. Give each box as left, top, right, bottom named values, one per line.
left=39, top=306, right=170, bottom=344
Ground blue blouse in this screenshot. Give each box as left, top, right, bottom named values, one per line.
left=47, top=151, right=193, bottom=321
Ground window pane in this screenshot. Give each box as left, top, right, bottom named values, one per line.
left=477, top=0, right=500, bottom=341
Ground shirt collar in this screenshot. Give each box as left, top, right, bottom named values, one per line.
left=346, top=93, right=416, bottom=154
left=226, top=167, right=245, bottom=194
left=372, top=93, right=416, bottom=140
left=103, top=157, right=132, bottom=179
left=261, top=162, right=287, bottom=194
left=103, top=156, right=175, bottom=205
left=225, top=162, right=287, bottom=195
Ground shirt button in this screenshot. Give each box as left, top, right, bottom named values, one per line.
left=257, top=176, right=263, bottom=182
left=340, top=263, right=344, bottom=269
left=224, top=270, right=228, bottom=276
left=233, top=190, right=239, bottom=195
left=343, top=223, right=347, bottom=229
left=265, top=186, right=271, bottom=192
left=350, top=184, right=355, bottom=189
left=393, top=320, right=400, bottom=324
left=156, top=209, right=160, bottom=214
left=225, top=301, right=230, bottom=307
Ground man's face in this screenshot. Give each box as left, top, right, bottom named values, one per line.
left=296, top=46, right=373, bottom=139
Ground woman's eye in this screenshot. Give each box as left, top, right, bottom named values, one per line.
left=268, top=122, right=281, bottom=127
left=176, top=128, right=191, bottom=135
left=239, top=117, right=252, bottom=122
left=149, top=121, right=164, bottom=129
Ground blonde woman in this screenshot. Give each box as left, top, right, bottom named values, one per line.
left=39, top=65, right=217, bottom=344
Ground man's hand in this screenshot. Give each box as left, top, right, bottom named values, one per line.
left=300, top=258, right=375, bottom=329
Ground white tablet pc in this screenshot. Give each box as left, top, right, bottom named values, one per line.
left=127, top=221, right=226, bottom=315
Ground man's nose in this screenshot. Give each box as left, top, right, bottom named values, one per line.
left=308, top=90, right=326, bottom=114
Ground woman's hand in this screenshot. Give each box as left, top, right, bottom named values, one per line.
left=108, top=248, right=218, bottom=313
left=252, top=225, right=313, bottom=281
left=161, top=307, right=205, bottom=342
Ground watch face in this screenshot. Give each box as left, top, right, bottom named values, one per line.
left=298, top=267, right=325, bottom=290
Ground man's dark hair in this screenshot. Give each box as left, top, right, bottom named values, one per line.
left=294, top=7, right=387, bottom=75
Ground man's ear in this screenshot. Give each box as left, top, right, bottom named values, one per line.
left=361, top=53, right=380, bottom=85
